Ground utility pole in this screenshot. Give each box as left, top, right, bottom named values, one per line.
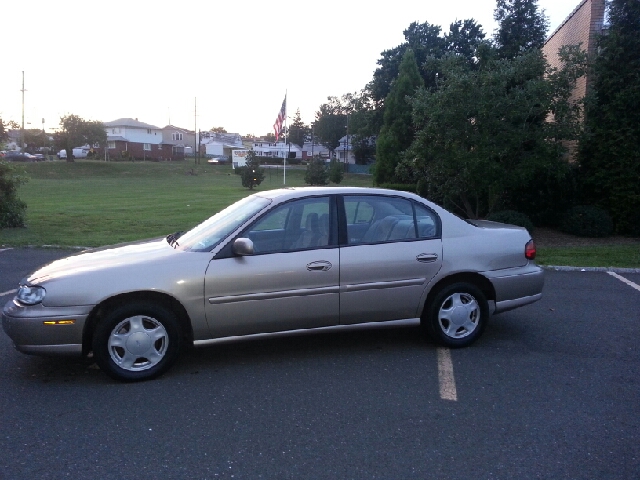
left=194, top=97, right=198, bottom=165
left=20, top=71, right=26, bottom=152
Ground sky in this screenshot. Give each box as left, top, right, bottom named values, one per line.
left=1, top=0, right=581, bottom=137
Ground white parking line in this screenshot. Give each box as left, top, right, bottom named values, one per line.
left=437, top=347, right=457, bottom=401
left=608, top=272, right=640, bottom=292
left=0, top=289, right=17, bottom=298
left=0, top=248, right=13, bottom=253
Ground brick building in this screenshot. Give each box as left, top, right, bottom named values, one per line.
left=542, top=0, right=607, bottom=103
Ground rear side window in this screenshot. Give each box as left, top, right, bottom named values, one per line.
left=344, top=195, right=439, bottom=245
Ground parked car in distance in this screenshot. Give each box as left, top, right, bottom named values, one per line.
left=2, top=187, right=544, bottom=382
left=2, top=151, right=40, bottom=162
left=58, top=147, right=89, bottom=159
left=207, top=157, right=228, bottom=165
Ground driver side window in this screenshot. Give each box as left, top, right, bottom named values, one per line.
left=245, top=197, right=330, bottom=254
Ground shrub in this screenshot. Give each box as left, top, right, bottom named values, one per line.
left=240, top=151, right=265, bottom=190
left=560, top=205, right=614, bottom=238
left=328, top=159, right=344, bottom=184
left=379, top=183, right=418, bottom=194
left=0, top=162, right=28, bottom=228
left=486, top=210, right=534, bottom=233
left=304, top=158, right=328, bottom=185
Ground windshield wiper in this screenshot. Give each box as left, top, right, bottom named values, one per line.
left=166, top=231, right=183, bottom=248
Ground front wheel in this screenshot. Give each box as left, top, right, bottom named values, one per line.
left=93, top=302, right=182, bottom=381
left=422, top=282, right=489, bottom=348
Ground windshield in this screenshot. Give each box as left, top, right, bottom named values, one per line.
left=176, top=195, right=271, bottom=252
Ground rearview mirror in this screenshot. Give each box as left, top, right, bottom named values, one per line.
left=232, top=238, right=254, bottom=256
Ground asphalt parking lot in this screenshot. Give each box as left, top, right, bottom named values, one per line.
left=1, top=248, right=639, bottom=479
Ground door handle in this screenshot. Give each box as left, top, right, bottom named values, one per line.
left=416, top=253, right=438, bottom=263
left=307, top=261, right=332, bottom=271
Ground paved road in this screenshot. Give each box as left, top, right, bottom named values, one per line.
left=1, top=248, right=639, bottom=479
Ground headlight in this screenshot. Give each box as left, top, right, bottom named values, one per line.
left=16, top=284, right=46, bottom=305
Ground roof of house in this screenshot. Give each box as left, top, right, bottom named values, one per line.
left=162, top=124, right=195, bottom=134
left=105, top=118, right=160, bottom=129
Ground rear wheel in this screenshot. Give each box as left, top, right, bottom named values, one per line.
left=93, top=302, right=182, bottom=381
left=423, top=282, right=489, bottom=348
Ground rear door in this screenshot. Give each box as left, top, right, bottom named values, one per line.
left=339, top=194, right=442, bottom=325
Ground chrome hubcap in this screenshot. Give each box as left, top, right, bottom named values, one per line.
left=438, top=292, right=480, bottom=339
left=108, top=315, right=168, bottom=371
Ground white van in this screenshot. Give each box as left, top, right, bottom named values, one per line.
left=58, top=147, right=90, bottom=159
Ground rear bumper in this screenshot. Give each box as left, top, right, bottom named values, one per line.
left=482, top=264, right=544, bottom=314
left=2, top=299, right=91, bottom=356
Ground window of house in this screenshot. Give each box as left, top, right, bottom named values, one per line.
left=107, top=141, right=116, bottom=149
left=144, top=143, right=151, bottom=151
left=147, top=129, right=151, bottom=134
left=172, top=133, right=183, bottom=141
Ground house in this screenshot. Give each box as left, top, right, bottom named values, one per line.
left=335, top=135, right=357, bottom=164
left=103, top=118, right=175, bottom=161
left=252, top=141, right=302, bottom=160
left=161, top=125, right=196, bottom=159
left=301, top=141, right=331, bottom=160
left=200, top=132, right=244, bottom=160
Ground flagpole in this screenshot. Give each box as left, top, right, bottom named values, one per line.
left=283, top=90, right=287, bottom=185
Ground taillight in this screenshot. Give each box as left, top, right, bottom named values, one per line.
left=525, top=239, right=536, bottom=260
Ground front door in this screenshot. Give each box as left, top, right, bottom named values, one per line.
left=204, top=195, right=339, bottom=338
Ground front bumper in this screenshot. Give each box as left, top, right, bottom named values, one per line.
left=2, top=299, right=93, bottom=356
left=482, top=263, right=545, bottom=314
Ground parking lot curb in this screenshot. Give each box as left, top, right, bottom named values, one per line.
left=543, top=265, right=640, bottom=274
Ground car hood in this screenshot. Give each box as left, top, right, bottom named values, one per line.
left=27, top=238, right=175, bottom=284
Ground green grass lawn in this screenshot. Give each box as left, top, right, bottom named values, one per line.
left=0, top=160, right=372, bottom=247
left=536, top=245, right=640, bottom=269
left=1, top=159, right=638, bottom=269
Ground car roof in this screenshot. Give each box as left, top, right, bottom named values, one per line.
left=254, top=186, right=423, bottom=202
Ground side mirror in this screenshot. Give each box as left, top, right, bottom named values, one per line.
left=232, top=238, right=254, bottom=256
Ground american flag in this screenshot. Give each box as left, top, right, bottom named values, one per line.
left=273, top=95, right=286, bottom=141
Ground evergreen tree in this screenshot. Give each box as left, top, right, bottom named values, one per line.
left=494, top=0, right=549, bottom=59
left=304, top=157, right=329, bottom=186
left=240, top=150, right=265, bottom=190
left=579, top=0, right=640, bottom=234
left=374, top=49, right=424, bottom=185
left=288, top=109, right=309, bottom=148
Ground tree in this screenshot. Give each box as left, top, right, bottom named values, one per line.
left=374, top=49, right=424, bottom=185
left=494, top=0, right=549, bottom=59
left=328, top=159, right=344, bottom=184
left=240, top=150, right=265, bottom=190
left=445, top=19, right=488, bottom=65
left=368, top=22, right=446, bottom=103
left=0, top=161, right=28, bottom=228
left=579, top=0, right=640, bottom=234
left=409, top=48, right=586, bottom=220
left=23, top=128, right=49, bottom=153
left=0, top=118, right=7, bottom=146
left=287, top=109, right=310, bottom=148
left=304, top=157, right=329, bottom=186
left=54, top=115, right=106, bottom=162
left=210, top=127, right=227, bottom=133
left=313, top=96, right=348, bottom=155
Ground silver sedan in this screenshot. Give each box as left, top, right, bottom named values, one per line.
left=2, top=187, right=543, bottom=381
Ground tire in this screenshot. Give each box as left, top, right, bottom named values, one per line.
left=93, top=302, right=182, bottom=381
left=422, top=282, right=489, bottom=348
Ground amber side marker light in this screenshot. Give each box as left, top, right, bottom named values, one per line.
left=525, top=240, right=537, bottom=260
left=43, top=320, right=75, bottom=325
